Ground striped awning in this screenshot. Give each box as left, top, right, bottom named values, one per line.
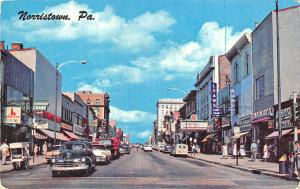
left=37, top=129, right=69, bottom=141
left=35, top=132, right=47, bottom=140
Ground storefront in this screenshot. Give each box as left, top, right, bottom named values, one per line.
left=239, top=115, right=252, bottom=156
left=252, top=107, right=274, bottom=158
left=1, top=49, right=34, bottom=143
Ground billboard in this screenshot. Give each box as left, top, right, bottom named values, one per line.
left=211, top=83, right=222, bottom=117
left=4, top=107, right=21, bottom=124
left=179, top=121, right=208, bottom=131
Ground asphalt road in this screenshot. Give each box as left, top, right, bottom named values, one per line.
left=1, top=149, right=299, bottom=189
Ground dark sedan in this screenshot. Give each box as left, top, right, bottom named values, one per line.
left=50, top=141, right=96, bottom=177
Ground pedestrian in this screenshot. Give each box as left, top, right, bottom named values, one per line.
left=222, top=143, right=228, bottom=159
left=250, top=141, right=257, bottom=161
left=263, top=143, right=269, bottom=162
left=34, top=144, right=38, bottom=157
left=192, top=143, right=196, bottom=157
left=0, top=140, right=10, bottom=165
left=43, top=142, right=48, bottom=158
left=295, top=141, right=300, bottom=179
left=288, top=152, right=296, bottom=180
left=25, top=143, right=30, bottom=157
left=240, top=143, right=246, bottom=157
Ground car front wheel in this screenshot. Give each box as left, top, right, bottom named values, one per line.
left=83, top=165, right=91, bottom=177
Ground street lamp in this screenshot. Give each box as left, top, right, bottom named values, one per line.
left=54, top=60, right=87, bottom=145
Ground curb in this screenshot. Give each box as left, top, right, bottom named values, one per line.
left=187, top=155, right=299, bottom=181
left=0, top=161, right=47, bottom=174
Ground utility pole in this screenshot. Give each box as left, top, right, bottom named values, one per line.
left=275, top=0, right=282, bottom=157
left=292, top=92, right=298, bottom=142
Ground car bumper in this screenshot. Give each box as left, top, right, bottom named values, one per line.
left=51, top=163, right=89, bottom=171
left=95, top=156, right=107, bottom=162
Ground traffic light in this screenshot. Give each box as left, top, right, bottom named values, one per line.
left=291, top=101, right=299, bottom=123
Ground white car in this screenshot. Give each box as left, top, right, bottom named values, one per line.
left=144, top=145, right=152, bottom=152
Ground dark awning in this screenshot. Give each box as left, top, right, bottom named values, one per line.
left=265, top=129, right=293, bottom=139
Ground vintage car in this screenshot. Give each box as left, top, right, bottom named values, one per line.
left=143, top=145, right=152, bottom=152
left=119, top=144, right=130, bottom=155
left=45, top=145, right=61, bottom=163
left=170, top=144, right=188, bottom=157
left=91, top=143, right=111, bottom=164
left=10, top=142, right=30, bottom=170
left=50, top=141, right=96, bottom=177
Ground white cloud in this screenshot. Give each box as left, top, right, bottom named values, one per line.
left=110, top=106, right=156, bottom=123
left=85, top=22, right=251, bottom=86
left=4, top=1, right=175, bottom=52
left=296, top=0, right=300, bottom=4
left=136, top=130, right=151, bottom=139
left=77, top=82, right=103, bottom=93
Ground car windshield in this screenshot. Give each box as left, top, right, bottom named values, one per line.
left=92, top=145, right=105, bottom=150
left=98, top=140, right=112, bottom=146
left=62, top=143, right=86, bottom=151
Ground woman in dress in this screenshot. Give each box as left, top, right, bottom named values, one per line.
left=34, top=144, right=38, bottom=157
left=263, top=143, right=269, bottom=162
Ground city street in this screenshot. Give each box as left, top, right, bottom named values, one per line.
left=1, top=150, right=298, bottom=189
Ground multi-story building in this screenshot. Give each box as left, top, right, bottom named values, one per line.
left=252, top=5, right=300, bottom=154
left=225, top=33, right=253, bottom=154
left=76, top=91, right=110, bottom=136
left=0, top=41, right=34, bottom=143
left=8, top=42, right=64, bottom=144
left=156, top=99, right=184, bottom=142
left=194, top=55, right=231, bottom=153
left=63, top=92, right=89, bottom=138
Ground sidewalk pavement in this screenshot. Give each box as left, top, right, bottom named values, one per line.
left=188, top=153, right=300, bottom=181
left=0, top=155, right=47, bottom=173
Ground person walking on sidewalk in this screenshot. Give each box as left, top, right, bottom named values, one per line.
left=222, top=143, right=228, bottom=159
left=43, top=142, right=48, bottom=158
left=0, top=140, right=10, bottom=165
left=263, top=143, right=269, bottom=162
left=288, top=152, right=296, bottom=180
left=295, top=141, right=300, bottom=179
left=34, top=144, right=38, bottom=157
left=250, top=141, right=257, bottom=161
left=192, top=143, right=196, bottom=157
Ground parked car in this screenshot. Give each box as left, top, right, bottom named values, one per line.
left=92, top=143, right=111, bottom=164
left=144, top=145, right=152, bottom=152
left=163, top=145, right=173, bottom=153
left=46, top=145, right=61, bottom=163
left=119, top=144, right=130, bottom=155
left=171, top=144, right=188, bottom=157
left=158, top=145, right=165, bottom=152
left=50, top=141, right=96, bottom=177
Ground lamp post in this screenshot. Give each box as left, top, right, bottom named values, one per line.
left=275, top=0, right=282, bottom=158
left=54, top=60, right=87, bottom=145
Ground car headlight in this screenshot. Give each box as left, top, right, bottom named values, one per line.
left=81, top=157, right=86, bottom=162
left=51, top=158, right=56, bottom=163
left=73, top=159, right=80, bottom=162
left=102, top=152, right=106, bottom=156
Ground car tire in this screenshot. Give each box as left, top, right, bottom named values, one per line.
left=83, top=165, right=90, bottom=177
left=52, top=171, right=59, bottom=177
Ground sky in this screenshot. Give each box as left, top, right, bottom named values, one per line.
left=1, top=0, right=299, bottom=143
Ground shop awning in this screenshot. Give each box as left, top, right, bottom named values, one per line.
left=252, top=116, right=272, bottom=124
left=201, top=134, right=215, bottom=142
left=63, top=130, right=80, bottom=140
left=38, top=129, right=69, bottom=141
left=230, top=131, right=249, bottom=139
left=35, top=132, right=47, bottom=140
left=265, top=129, right=293, bottom=139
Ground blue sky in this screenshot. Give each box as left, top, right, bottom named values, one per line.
left=1, top=0, right=299, bottom=143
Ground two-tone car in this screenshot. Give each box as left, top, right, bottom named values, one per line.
left=92, top=143, right=111, bottom=164
left=50, top=141, right=96, bottom=177
left=170, top=144, right=188, bottom=157
left=45, top=145, right=61, bottom=163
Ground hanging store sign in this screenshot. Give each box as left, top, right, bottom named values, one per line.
left=211, top=83, right=222, bottom=117
left=179, top=121, right=208, bottom=131
left=4, top=107, right=21, bottom=124
left=73, top=124, right=83, bottom=136
left=33, top=101, right=49, bottom=111
left=33, top=117, right=48, bottom=129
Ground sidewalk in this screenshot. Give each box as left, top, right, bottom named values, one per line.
left=0, top=155, right=47, bottom=173
left=188, top=153, right=300, bottom=181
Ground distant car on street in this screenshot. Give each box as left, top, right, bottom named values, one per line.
left=171, top=144, right=188, bottom=157
left=144, top=145, right=152, bottom=152
left=119, top=144, right=130, bottom=155
left=50, top=141, right=96, bottom=177
left=163, top=145, right=173, bottom=153
left=158, top=145, right=165, bottom=152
